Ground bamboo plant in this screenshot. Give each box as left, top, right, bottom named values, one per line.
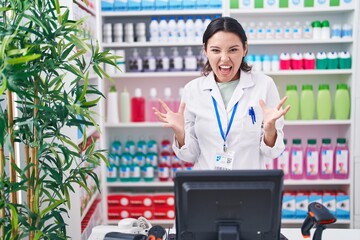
left=0, top=0, right=117, bottom=239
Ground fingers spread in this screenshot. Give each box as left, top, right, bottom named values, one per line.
left=158, top=98, right=171, bottom=113
left=277, top=96, right=288, bottom=110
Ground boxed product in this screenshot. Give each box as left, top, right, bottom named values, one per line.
left=282, top=192, right=296, bottom=218
left=336, top=192, right=350, bottom=219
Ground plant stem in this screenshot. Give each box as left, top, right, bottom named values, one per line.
left=29, top=90, right=39, bottom=240
left=6, top=89, right=18, bottom=238
left=0, top=146, right=4, bottom=238
left=6, top=90, right=17, bottom=204
left=25, top=144, right=31, bottom=226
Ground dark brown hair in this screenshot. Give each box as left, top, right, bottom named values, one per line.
left=202, top=16, right=252, bottom=76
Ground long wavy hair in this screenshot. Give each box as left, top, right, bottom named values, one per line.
left=202, top=17, right=252, bottom=76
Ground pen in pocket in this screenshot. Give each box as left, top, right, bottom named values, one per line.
left=249, top=107, right=256, bottom=125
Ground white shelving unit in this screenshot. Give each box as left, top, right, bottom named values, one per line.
left=98, top=0, right=359, bottom=229
left=59, top=1, right=103, bottom=239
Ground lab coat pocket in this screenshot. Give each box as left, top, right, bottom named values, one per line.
left=241, top=106, right=263, bottom=133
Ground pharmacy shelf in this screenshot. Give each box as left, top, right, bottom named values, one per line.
left=108, top=217, right=350, bottom=226
left=230, top=6, right=355, bottom=16
left=284, top=179, right=351, bottom=186
left=284, top=120, right=351, bottom=126
left=101, top=9, right=223, bottom=17
left=110, top=69, right=352, bottom=79
left=107, top=181, right=173, bottom=188
left=102, top=38, right=352, bottom=49
left=104, top=120, right=351, bottom=128
left=102, top=41, right=202, bottom=48
left=249, top=38, right=353, bottom=45
left=265, top=69, right=353, bottom=76
left=106, top=179, right=350, bottom=188
left=108, top=219, right=174, bottom=226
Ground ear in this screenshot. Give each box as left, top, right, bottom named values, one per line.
left=243, top=41, right=248, bottom=57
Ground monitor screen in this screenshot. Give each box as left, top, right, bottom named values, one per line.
left=174, top=170, right=284, bottom=240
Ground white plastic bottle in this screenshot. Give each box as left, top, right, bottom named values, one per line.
left=184, top=47, right=197, bottom=71
left=177, top=16, right=186, bottom=43
left=303, top=21, right=313, bottom=39
left=168, top=16, right=177, bottom=42
left=120, top=87, right=131, bottom=123
left=129, top=48, right=143, bottom=72
left=149, top=17, right=159, bottom=42
left=163, top=87, right=176, bottom=112
left=262, top=55, right=271, bottom=72
left=271, top=55, right=280, bottom=71
left=253, top=55, right=262, bottom=71
left=194, top=16, right=204, bottom=42
left=284, top=21, right=293, bottom=39
left=256, top=22, right=265, bottom=39
left=293, top=21, right=302, bottom=39
left=170, top=47, right=183, bottom=71
left=265, top=22, right=274, bottom=39
left=156, top=47, right=170, bottom=72
left=146, top=88, right=160, bottom=122
left=247, top=22, right=256, bottom=40
left=159, top=16, right=168, bottom=42
left=107, top=86, right=120, bottom=124
left=185, top=16, right=195, bottom=42
left=143, top=48, right=156, bottom=72
left=274, top=21, right=284, bottom=39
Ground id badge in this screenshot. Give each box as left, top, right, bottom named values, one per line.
left=214, top=150, right=235, bottom=170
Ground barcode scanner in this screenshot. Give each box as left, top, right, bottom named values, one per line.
left=146, top=225, right=167, bottom=240
left=301, top=202, right=337, bottom=240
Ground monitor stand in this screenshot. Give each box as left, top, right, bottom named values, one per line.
left=218, top=225, right=239, bottom=240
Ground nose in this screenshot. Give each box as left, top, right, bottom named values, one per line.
left=220, top=52, right=230, bottom=61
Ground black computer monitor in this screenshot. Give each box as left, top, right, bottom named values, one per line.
left=174, top=170, right=284, bottom=240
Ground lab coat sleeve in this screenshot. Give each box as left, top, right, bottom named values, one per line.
left=172, top=83, right=201, bottom=164
left=259, top=77, right=285, bottom=159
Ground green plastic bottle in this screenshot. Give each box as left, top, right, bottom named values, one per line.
left=334, top=84, right=350, bottom=119
left=316, top=84, right=332, bottom=120
left=285, top=85, right=299, bottom=120
left=300, top=84, right=315, bottom=120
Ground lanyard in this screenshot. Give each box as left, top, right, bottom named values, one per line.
left=212, top=96, right=239, bottom=152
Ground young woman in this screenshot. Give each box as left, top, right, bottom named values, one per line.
left=153, top=17, right=290, bottom=170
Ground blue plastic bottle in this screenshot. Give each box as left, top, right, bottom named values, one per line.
left=120, top=152, right=132, bottom=182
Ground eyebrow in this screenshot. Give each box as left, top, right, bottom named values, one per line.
left=209, top=45, right=241, bottom=49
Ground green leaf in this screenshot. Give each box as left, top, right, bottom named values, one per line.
left=0, top=76, right=7, bottom=96
left=68, top=48, right=86, bottom=61
left=6, top=54, right=42, bottom=65
left=81, top=96, right=100, bottom=108
left=8, top=204, right=19, bottom=237
left=58, top=135, right=80, bottom=152
left=65, top=34, right=91, bottom=52
left=40, top=199, right=66, bottom=218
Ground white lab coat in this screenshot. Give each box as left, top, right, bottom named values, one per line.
left=173, top=70, right=285, bottom=170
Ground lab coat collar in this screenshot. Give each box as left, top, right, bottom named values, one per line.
left=201, top=71, right=255, bottom=113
